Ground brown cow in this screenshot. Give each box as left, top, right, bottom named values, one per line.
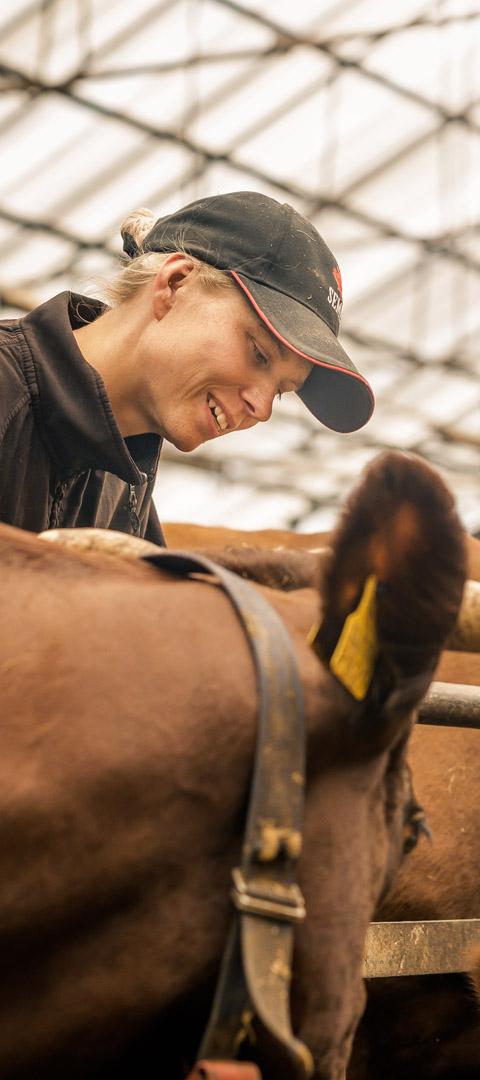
left=45, top=501, right=480, bottom=1077
left=0, top=452, right=467, bottom=1080
left=162, top=521, right=333, bottom=553
left=163, top=523, right=480, bottom=582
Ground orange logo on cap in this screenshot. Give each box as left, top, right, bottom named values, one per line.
left=333, top=266, right=342, bottom=297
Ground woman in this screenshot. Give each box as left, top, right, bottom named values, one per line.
left=0, top=190, right=373, bottom=544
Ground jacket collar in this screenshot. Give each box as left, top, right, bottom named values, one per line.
left=20, top=291, right=161, bottom=484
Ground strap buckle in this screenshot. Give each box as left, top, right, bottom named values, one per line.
left=231, top=867, right=306, bottom=924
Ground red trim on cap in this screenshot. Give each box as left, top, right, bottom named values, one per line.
left=230, top=270, right=373, bottom=397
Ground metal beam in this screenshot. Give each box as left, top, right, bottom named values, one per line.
left=419, top=682, right=480, bottom=728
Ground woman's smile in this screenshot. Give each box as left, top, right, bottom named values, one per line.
left=206, top=392, right=230, bottom=433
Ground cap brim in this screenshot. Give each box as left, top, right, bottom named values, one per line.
left=231, top=271, right=374, bottom=433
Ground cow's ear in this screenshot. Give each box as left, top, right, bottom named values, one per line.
left=309, top=451, right=466, bottom=716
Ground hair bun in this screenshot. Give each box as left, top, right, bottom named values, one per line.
left=120, top=207, right=156, bottom=252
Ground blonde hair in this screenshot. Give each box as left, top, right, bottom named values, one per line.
left=99, top=207, right=235, bottom=307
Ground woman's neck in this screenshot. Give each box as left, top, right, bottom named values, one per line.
left=72, top=296, right=150, bottom=437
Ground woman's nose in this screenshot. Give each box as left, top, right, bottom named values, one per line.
left=241, top=384, right=274, bottom=423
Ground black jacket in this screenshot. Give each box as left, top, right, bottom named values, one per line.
left=0, top=291, right=165, bottom=543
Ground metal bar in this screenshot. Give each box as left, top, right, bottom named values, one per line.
left=81, top=46, right=293, bottom=78
left=419, top=682, right=480, bottom=729
left=363, top=918, right=480, bottom=978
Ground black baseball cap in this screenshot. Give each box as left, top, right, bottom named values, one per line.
left=122, top=191, right=374, bottom=433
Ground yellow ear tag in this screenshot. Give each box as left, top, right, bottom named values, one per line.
left=329, top=574, right=378, bottom=701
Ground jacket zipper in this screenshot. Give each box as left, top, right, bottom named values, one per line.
left=49, top=477, right=70, bottom=529
left=127, top=483, right=141, bottom=535
left=50, top=477, right=144, bottom=534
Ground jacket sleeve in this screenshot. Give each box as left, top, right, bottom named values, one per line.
left=143, top=500, right=167, bottom=547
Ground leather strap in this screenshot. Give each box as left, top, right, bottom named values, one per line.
left=142, top=550, right=312, bottom=1079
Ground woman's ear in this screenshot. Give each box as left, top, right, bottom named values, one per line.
left=152, top=254, right=197, bottom=320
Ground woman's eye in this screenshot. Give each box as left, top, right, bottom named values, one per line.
left=253, top=342, right=269, bottom=368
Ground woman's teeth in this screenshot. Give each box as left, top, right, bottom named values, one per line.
left=207, top=394, right=228, bottom=432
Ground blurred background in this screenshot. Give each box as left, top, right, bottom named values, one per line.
left=0, top=0, right=478, bottom=535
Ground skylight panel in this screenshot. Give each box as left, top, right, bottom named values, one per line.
left=364, top=21, right=480, bottom=113
left=362, top=403, right=431, bottom=448
left=0, top=231, right=73, bottom=287
left=350, top=121, right=480, bottom=240
left=98, top=0, right=272, bottom=70
left=60, top=141, right=191, bottom=240
left=76, top=56, right=252, bottom=133
left=237, top=68, right=432, bottom=196
left=1, top=110, right=143, bottom=224
left=313, top=0, right=431, bottom=37
left=189, top=46, right=331, bottom=152
left=0, top=94, right=90, bottom=198
left=395, top=368, right=480, bottom=423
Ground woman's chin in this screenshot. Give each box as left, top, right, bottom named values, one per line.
left=168, top=430, right=206, bottom=453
